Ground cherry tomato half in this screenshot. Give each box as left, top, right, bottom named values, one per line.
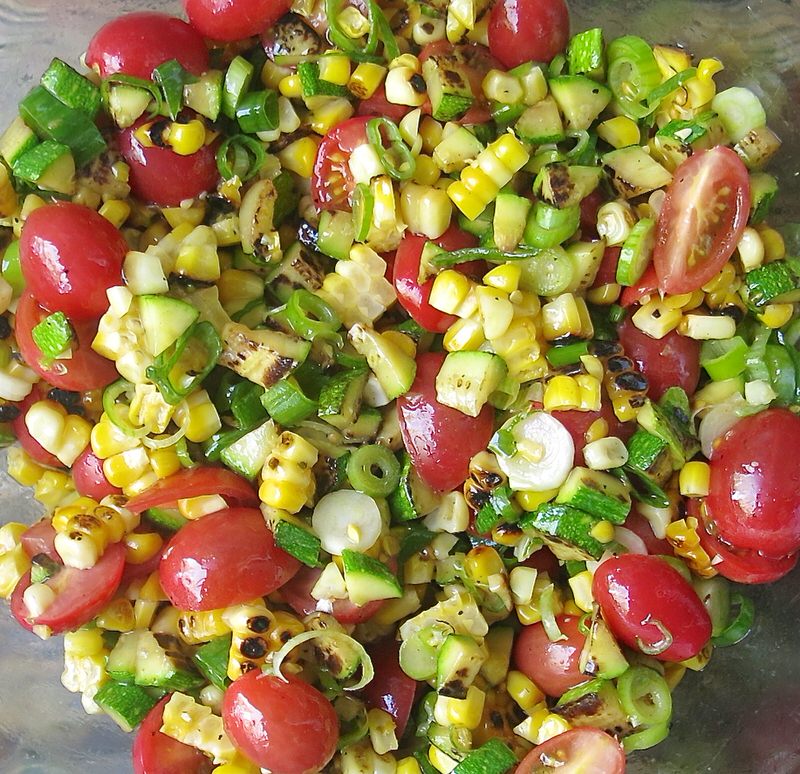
left=71, top=447, right=122, bottom=500
left=516, top=727, right=626, bottom=774
left=618, top=317, right=700, bottom=402
left=11, top=388, right=63, bottom=468
left=133, top=695, right=213, bottom=774
left=279, top=564, right=384, bottom=625
left=361, top=639, right=417, bottom=737
left=706, top=408, right=800, bottom=557
left=397, top=352, right=495, bottom=492
left=513, top=615, right=588, bottom=697
left=126, top=466, right=259, bottom=513
left=15, top=291, right=119, bottom=392
left=488, top=0, right=570, bottom=70
left=223, top=671, right=338, bottom=774
left=311, top=117, right=370, bottom=211
left=86, top=12, right=209, bottom=79
left=393, top=225, right=479, bottom=333
left=119, top=119, right=220, bottom=206
left=159, top=507, right=299, bottom=610
left=184, top=0, right=291, bottom=41
left=551, top=400, right=631, bottom=467
left=620, top=263, right=658, bottom=308
left=593, top=554, right=712, bottom=662
left=654, top=146, right=751, bottom=294
left=11, top=542, right=125, bottom=634
left=21, top=519, right=58, bottom=561
left=357, top=87, right=411, bottom=124
left=20, top=202, right=126, bottom=321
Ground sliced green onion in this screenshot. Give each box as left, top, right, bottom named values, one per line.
left=272, top=629, right=374, bottom=691
left=369, top=0, right=400, bottom=60
left=693, top=576, right=731, bottom=636
left=523, top=201, right=580, bottom=249
left=617, top=665, right=672, bottom=727
left=712, top=87, right=767, bottom=143
left=607, top=35, right=662, bottom=119
left=622, top=722, right=670, bottom=752
left=216, top=134, right=266, bottom=181
left=31, top=311, right=73, bottom=363
left=285, top=289, right=342, bottom=343
left=230, top=381, right=267, bottom=428
left=564, top=130, right=592, bottom=161
left=577, top=612, right=592, bottom=637
left=366, top=117, right=416, bottom=181
left=546, top=340, right=590, bottom=367
left=634, top=617, right=674, bottom=656
left=326, top=0, right=397, bottom=63
left=146, top=321, right=222, bottom=405
left=1, top=241, right=25, bottom=296
left=102, top=379, right=147, bottom=438
left=346, top=444, right=402, bottom=498
left=175, top=436, right=195, bottom=467
left=261, top=377, right=318, bottom=426
left=745, top=325, right=771, bottom=383
left=765, top=343, right=796, bottom=405
left=540, top=583, right=565, bottom=642
left=700, top=336, right=749, bottom=381
left=712, top=593, right=755, bottom=647
left=397, top=523, right=436, bottom=567
left=141, top=423, right=188, bottom=450
left=222, top=55, right=254, bottom=120
left=100, top=74, right=164, bottom=116
left=152, top=59, right=196, bottom=120
left=645, top=67, right=697, bottom=109
left=352, top=182, right=374, bottom=241
left=399, top=622, right=453, bottom=680
left=235, top=89, right=279, bottom=134
left=431, top=246, right=541, bottom=268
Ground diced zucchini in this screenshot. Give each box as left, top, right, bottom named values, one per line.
left=452, top=740, right=517, bottom=774
left=94, top=681, right=159, bottom=732
left=435, top=351, right=507, bottom=418
left=107, top=85, right=152, bottom=129
left=273, top=519, right=322, bottom=567
left=743, top=260, right=798, bottom=307
left=297, top=61, right=350, bottom=98
left=520, top=503, right=606, bottom=561
left=580, top=616, right=629, bottom=679
left=492, top=192, right=531, bottom=252
left=107, top=630, right=139, bottom=684
left=0, top=116, right=38, bottom=167
left=348, top=324, right=417, bottom=401
left=135, top=631, right=205, bottom=692
left=422, top=52, right=474, bottom=122
left=220, top=420, right=277, bottom=480
left=539, top=163, right=603, bottom=209
left=554, top=679, right=631, bottom=734
left=389, top=452, right=442, bottom=521
left=625, top=429, right=672, bottom=486
left=341, top=406, right=383, bottom=444
left=514, top=96, right=565, bottom=144
left=555, top=467, right=631, bottom=524
left=603, top=146, right=672, bottom=199
left=615, top=217, right=655, bottom=286
left=41, top=58, right=102, bottom=117
left=549, top=75, right=612, bottom=131
left=144, top=507, right=188, bottom=533
left=318, top=368, right=369, bottom=429
left=138, top=295, right=200, bottom=357
left=735, top=125, right=782, bottom=170
left=435, top=634, right=487, bottom=699
left=636, top=388, right=699, bottom=469
left=12, top=140, right=75, bottom=195
left=183, top=70, right=224, bottom=121
left=267, top=241, right=326, bottom=303
left=317, top=210, right=355, bottom=261
left=341, top=549, right=403, bottom=606
left=749, top=172, right=778, bottom=224
left=432, top=126, right=484, bottom=173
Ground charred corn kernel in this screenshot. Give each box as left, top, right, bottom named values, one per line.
left=397, top=758, right=423, bottom=774
left=596, top=201, right=635, bottom=246
left=178, top=494, right=228, bottom=520
left=679, top=461, right=711, bottom=497
left=318, top=52, right=351, bottom=85
left=278, top=136, right=320, bottom=179
left=542, top=294, right=590, bottom=340
left=443, top=316, right=485, bottom=352
left=434, top=686, right=486, bottom=730
left=492, top=318, right=547, bottom=382
left=95, top=598, right=136, bottom=632
left=412, top=154, right=441, bottom=186
left=177, top=609, right=230, bottom=644
left=597, top=115, right=640, bottom=148
left=543, top=375, right=581, bottom=411
left=266, top=610, right=304, bottom=654
left=737, top=227, right=765, bottom=271
left=515, top=488, right=558, bottom=511
left=34, top=470, right=75, bottom=510
left=482, top=69, right=524, bottom=104
left=166, top=120, right=206, bottom=156
left=475, top=285, right=514, bottom=339
left=507, top=670, right=545, bottom=713
left=310, top=97, right=354, bottom=135
left=483, top=263, right=521, bottom=294
left=758, top=303, right=794, bottom=329
left=428, top=745, right=458, bottom=774
left=385, top=66, right=427, bottom=107
left=260, top=431, right=318, bottom=513
left=666, top=517, right=716, bottom=578
left=174, top=390, right=222, bottom=443
left=429, top=269, right=474, bottom=315
left=568, top=570, right=595, bottom=612
left=99, top=199, right=131, bottom=228
left=148, top=446, right=182, bottom=479
left=125, top=532, right=163, bottom=564
left=161, top=693, right=236, bottom=764
left=632, top=298, right=682, bottom=338
left=348, top=62, right=387, bottom=100
left=223, top=601, right=275, bottom=680
left=758, top=226, right=785, bottom=262
left=465, top=546, right=505, bottom=585
left=590, top=520, right=616, bottom=544
left=91, top=414, right=141, bottom=459
left=7, top=447, right=45, bottom=487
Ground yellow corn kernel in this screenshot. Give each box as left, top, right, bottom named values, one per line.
left=758, top=226, right=785, bottom=262
left=737, top=227, right=764, bottom=271
left=0, top=163, right=17, bottom=218
left=148, top=447, right=182, bottom=480
left=483, top=263, right=521, bottom=294
left=575, top=374, right=602, bottom=412
left=596, top=115, right=640, bottom=148
left=319, top=53, right=351, bottom=85
left=585, top=417, right=609, bottom=443
left=515, top=488, right=558, bottom=511
left=447, top=180, right=485, bottom=220
left=309, top=97, right=354, bottom=135
left=758, top=303, right=794, bottom=329
left=507, top=669, right=545, bottom=713
left=543, top=375, right=581, bottom=412
left=13, top=193, right=46, bottom=237
left=98, top=199, right=131, bottom=229
left=397, top=758, right=423, bottom=774
left=535, top=712, right=572, bottom=744
left=419, top=116, right=444, bottom=153
left=213, top=755, right=260, bottom=774
left=278, top=136, right=321, bottom=179
left=568, top=570, right=595, bottom=613
left=429, top=269, right=474, bottom=314
left=348, top=62, right=387, bottom=100
left=666, top=517, right=716, bottom=578
left=443, top=316, right=485, bottom=352
left=475, top=285, right=514, bottom=339
left=413, top=154, right=441, bottom=186
left=64, top=628, right=106, bottom=658
left=464, top=546, right=505, bottom=585
left=58, top=415, right=93, bottom=467
left=124, top=532, right=163, bottom=565
left=7, top=447, right=45, bottom=487
left=34, top=470, right=75, bottom=510
left=590, top=519, right=615, bottom=543
left=679, top=461, right=711, bottom=497
left=178, top=494, right=227, bottom=520
left=167, top=120, right=207, bottom=156
left=95, top=598, right=136, bottom=632
left=162, top=203, right=206, bottom=229
left=278, top=74, right=303, bottom=98
left=541, top=293, right=588, bottom=340
left=91, top=415, right=141, bottom=459
left=428, top=745, right=458, bottom=774
left=492, top=132, right=529, bottom=169
left=126, top=469, right=159, bottom=498
left=434, top=686, right=486, bottom=730
left=104, top=446, right=151, bottom=489
left=460, top=166, right=497, bottom=204
left=174, top=390, right=222, bottom=443
left=178, top=609, right=230, bottom=644
left=587, top=283, right=622, bottom=305
left=516, top=603, right=541, bottom=626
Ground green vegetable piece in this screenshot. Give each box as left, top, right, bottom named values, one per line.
left=31, top=310, right=73, bottom=362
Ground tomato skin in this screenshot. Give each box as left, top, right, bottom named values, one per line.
left=393, top=226, right=479, bottom=332
left=579, top=189, right=606, bottom=240
left=183, top=0, right=291, bottom=41
left=279, top=564, right=383, bottom=624
left=15, top=291, right=119, bottom=391
left=654, top=146, right=751, bottom=294
left=618, top=317, right=700, bottom=401
left=126, top=467, right=259, bottom=513
left=593, top=554, right=712, bottom=662
left=551, top=400, right=631, bottom=467
left=223, top=671, right=338, bottom=774
left=620, top=263, right=658, bottom=308
left=357, top=88, right=411, bottom=124
left=593, top=246, right=621, bottom=287
left=159, top=507, right=299, bottom=610
left=20, top=203, right=126, bottom=321
left=133, top=695, right=213, bottom=774
left=119, top=120, right=219, bottom=206
left=21, top=519, right=58, bottom=560
left=311, top=117, right=370, bottom=211
left=706, top=409, right=800, bottom=557
left=86, top=12, right=209, bottom=79
left=513, top=615, right=588, bottom=697
left=71, top=448, right=122, bottom=500
left=624, top=508, right=673, bottom=556
left=516, top=728, right=626, bottom=774
left=11, top=388, right=63, bottom=468
left=361, top=639, right=417, bottom=737
left=488, top=0, right=570, bottom=69
left=397, top=352, right=495, bottom=492
left=11, top=542, right=125, bottom=634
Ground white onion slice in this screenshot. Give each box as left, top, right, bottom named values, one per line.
left=312, top=490, right=383, bottom=555
left=614, top=526, right=649, bottom=555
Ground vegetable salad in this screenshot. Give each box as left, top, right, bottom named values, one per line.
left=0, top=0, right=797, bottom=772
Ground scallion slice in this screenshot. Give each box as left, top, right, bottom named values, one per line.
left=700, top=336, right=748, bottom=381
left=617, top=665, right=673, bottom=727
left=285, top=289, right=342, bottom=344
left=711, top=593, right=755, bottom=647
left=102, top=379, right=148, bottom=438
left=607, top=35, right=662, bottom=119
left=346, top=444, right=402, bottom=498
left=352, top=182, right=374, bottom=241
left=216, top=134, right=265, bottom=181
left=366, top=117, right=416, bottom=181
left=235, top=89, right=279, bottom=134
left=261, top=378, right=318, bottom=427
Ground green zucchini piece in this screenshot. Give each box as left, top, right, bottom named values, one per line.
left=521, top=503, right=606, bottom=561
left=514, top=96, right=565, bottom=144
left=318, top=368, right=368, bottom=429
left=615, top=217, right=655, bottom=286
left=94, top=681, right=159, bottom=732
left=625, top=429, right=672, bottom=486
left=567, top=28, right=606, bottom=80
left=555, top=467, right=631, bottom=524
left=436, top=634, right=487, bottom=699
left=422, top=52, right=474, bottom=121
left=341, top=549, right=403, bottom=606
left=435, top=351, right=507, bottom=418
left=549, top=75, right=612, bottom=131
left=41, top=58, right=101, bottom=117
left=389, top=452, right=442, bottom=522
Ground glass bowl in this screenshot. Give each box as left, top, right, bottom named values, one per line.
left=0, top=1, right=798, bottom=772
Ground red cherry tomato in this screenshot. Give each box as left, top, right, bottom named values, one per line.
left=11, top=388, right=62, bottom=468
left=11, top=542, right=125, bottom=634
left=19, top=203, right=126, bottom=321
left=513, top=615, right=588, bottom=697
left=121, top=542, right=167, bottom=587
left=223, top=671, right=338, bottom=774
left=357, top=87, right=411, bottom=124
left=71, top=447, right=122, bottom=500
left=21, top=519, right=58, bottom=560
left=579, top=189, right=606, bottom=240
left=361, top=639, right=417, bottom=737
left=618, top=317, right=700, bottom=402
left=551, top=400, right=631, bottom=467
left=521, top=546, right=561, bottom=576
left=516, top=728, right=626, bottom=774
left=311, top=117, right=370, bottom=211
left=593, top=246, right=621, bottom=287
left=397, top=352, right=495, bottom=492
left=624, top=508, right=673, bottom=556
left=593, top=554, right=712, bottom=662
left=620, top=263, right=658, bottom=308
left=159, top=507, right=299, bottom=610
left=706, top=408, right=800, bottom=557
left=488, top=0, right=570, bottom=69
left=183, top=0, right=291, bottom=41
left=279, top=564, right=383, bottom=625
left=654, top=147, right=750, bottom=294
left=393, top=225, right=479, bottom=333
left=133, top=695, right=213, bottom=774
left=86, top=12, right=209, bottom=79
left=119, top=119, right=219, bottom=207
left=126, top=466, right=259, bottom=513
left=15, top=292, right=118, bottom=391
